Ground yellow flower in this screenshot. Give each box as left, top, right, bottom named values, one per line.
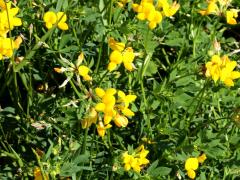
left=205, top=55, right=240, bottom=87
left=197, top=153, right=207, bottom=164
left=108, top=37, right=125, bottom=51
left=122, top=47, right=136, bottom=71
left=56, top=12, right=69, bottom=30
left=122, top=145, right=149, bottom=173
left=95, top=87, right=105, bottom=98
left=43, top=11, right=68, bottom=30
left=0, top=0, right=6, bottom=10
left=78, top=65, right=92, bottom=81
left=185, top=158, right=199, bottom=171
left=162, top=1, right=180, bottom=17
left=107, top=38, right=136, bottom=71
left=43, top=11, right=57, bottom=29
left=123, top=152, right=135, bottom=171
left=95, top=88, right=117, bottom=125
left=185, top=157, right=199, bottom=179
left=205, top=54, right=222, bottom=82
left=110, top=50, right=123, bottom=64
left=96, top=121, right=112, bottom=137
left=34, top=167, right=48, bottom=180
left=187, top=169, right=196, bottom=179
left=81, top=108, right=98, bottom=129
left=0, top=2, right=22, bottom=37
left=148, top=10, right=162, bottom=29
left=199, top=0, right=219, bottom=16
left=226, top=9, right=238, bottom=25
left=220, top=60, right=240, bottom=87
left=0, top=36, right=22, bottom=60
left=114, top=114, right=128, bottom=127
left=117, top=90, right=136, bottom=116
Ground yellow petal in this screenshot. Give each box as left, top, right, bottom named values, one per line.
left=43, top=11, right=57, bottom=24
left=197, top=154, right=207, bottom=164
left=58, top=23, right=69, bottom=30
left=95, top=103, right=105, bottom=112
left=78, top=65, right=90, bottom=77
left=114, top=114, right=128, bottom=127
left=108, top=38, right=125, bottom=51
left=187, top=169, right=196, bottom=179
left=13, top=18, right=22, bottom=26
left=95, top=88, right=105, bottom=98
left=185, top=158, right=199, bottom=171
left=108, top=62, right=117, bottom=71
left=105, top=88, right=117, bottom=95
left=122, top=108, right=135, bottom=117
left=110, top=50, right=123, bottom=64
left=126, top=95, right=137, bottom=103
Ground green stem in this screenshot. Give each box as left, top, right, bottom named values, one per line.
left=32, top=148, right=47, bottom=180
left=188, top=81, right=208, bottom=124
left=108, top=0, right=113, bottom=25
left=69, top=79, right=82, bottom=99
left=95, top=37, right=104, bottom=74
left=81, top=128, right=89, bottom=154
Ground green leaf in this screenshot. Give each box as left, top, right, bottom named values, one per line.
left=144, top=61, right=158, bottom=77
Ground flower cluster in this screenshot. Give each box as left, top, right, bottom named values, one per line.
left=205, top=55, right=240, bottom=87
left=43, top=11, right=68, bottom=30
left=0, top=1, right=22, bottom=36
left=108, top=38, right=136, bottom=71
left=122, top=145, right=149, bottom=172
left=54, top=52, right=92, bottom=88
left=95, top=87, right=136, bottom=137
left=132, top=0, right=180, bottom=29
left=0, top=0, right=22, bottom=60
left=185, top=154, right=207, bottom=179
left=199, top=0, right=239, bottom=25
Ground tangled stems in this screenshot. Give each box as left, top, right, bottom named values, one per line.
left=185, top=80, right=209, bottom=129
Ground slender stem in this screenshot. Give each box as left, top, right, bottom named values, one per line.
left=108, top=0, right=113, bottom=25
left=69, top=79, right=82, bottom=99
left=95, top=37, right=104, bottom=74
left=188, top=81, right=208, bottom=124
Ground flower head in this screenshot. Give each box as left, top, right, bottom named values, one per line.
left=226, top=9, right=238, bottom=25
left=43, top=11, right=68, bottom=30
left=107, top=38, right=136, bottom=71
left=197, top=153, right=207, bottom=164
left=0, top=2, right=22, bottom=37
left=0, top=36, right=22, bottom=60
left=94, top=87, right=136, bottom=136
left=205, top=55, right=240, bottom=87
left=122, top=145, right=149, bottom=172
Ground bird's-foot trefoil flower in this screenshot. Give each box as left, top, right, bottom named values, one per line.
left=94, top=87, right=137, bottom=136
left=122, top=145, right=149, bottom=172
left=107, top=38, right=136, bottom=71
left=43, top=11, right=69, bottom=30
left=205, top=55, right=240, bottom=87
